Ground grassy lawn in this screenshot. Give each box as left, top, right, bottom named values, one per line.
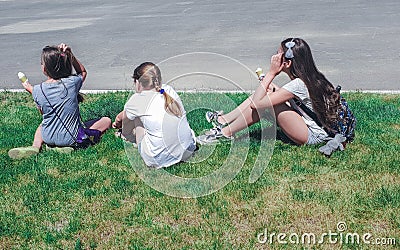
left=0, top=91, right=399, bottom=249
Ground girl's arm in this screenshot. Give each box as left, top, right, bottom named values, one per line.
left=252, top=71, right=276, bottom=104
left=59, top=43, right=87, bottom=82
left=251, top=87, right=295, bottom=110
left=113, top=111, right=126, bottom=129
left=71, top=53, right=87, bottom=82
left=21, top=81, right=42, bottom=114
left=21, top=80, right=33, bottom=94
left=251, top=53, right=294, bottom=109
left=268, top=82, right=280, bottom=92
left=37, top=107, right=43, bottom=115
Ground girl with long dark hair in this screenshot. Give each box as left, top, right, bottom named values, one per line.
left=198, top=38, right=344, bottom=145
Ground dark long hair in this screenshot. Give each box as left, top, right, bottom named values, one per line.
left=281, top=38, right=340, bottom=130
left=132, top=62, right=183, bottom=117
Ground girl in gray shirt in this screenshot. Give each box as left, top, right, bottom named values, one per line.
left=8, top=43, right=111, bottom=159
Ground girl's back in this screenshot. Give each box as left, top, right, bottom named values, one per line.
left=33, top=75, right=83, bottom=146
left=125, top=84, right=196, bottom=167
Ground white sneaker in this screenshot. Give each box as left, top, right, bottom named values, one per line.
left=205, top=110, right=224, bottom=127
left=196, top=126, right=233, bottom=145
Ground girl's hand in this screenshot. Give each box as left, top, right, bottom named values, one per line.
left=112, top=121, right=120, bottom=129
left=58, top=43, right=71, bottom=53
left=59, top=43, right=87, bottom=82
left=268, top=52, right=285, bottom=76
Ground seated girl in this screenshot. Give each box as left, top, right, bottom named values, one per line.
left=198, top=38, right=352, bottom=148
left=8, top=43, right=111, bottom=159
left=113, top=62, right=197, bottom=168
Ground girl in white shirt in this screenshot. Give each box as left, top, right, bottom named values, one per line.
left=113, top=62, right=196, bottom=168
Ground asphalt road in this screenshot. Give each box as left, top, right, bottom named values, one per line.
left=1, top=0, right=399, bottom=91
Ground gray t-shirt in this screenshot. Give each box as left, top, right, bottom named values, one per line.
left=33, top=75, right=83, bottom=146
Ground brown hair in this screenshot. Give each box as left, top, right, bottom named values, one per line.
left=41, top=46, right=73, bottom=80
left=281, top=38, right=340, bottom=131
left=132, top=62, right=183, bottom=117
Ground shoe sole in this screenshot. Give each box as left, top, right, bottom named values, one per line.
left=46, top=146, right=74, bottom=154
left=196, top=138, right=217, bottom=145
left=8, top=148, right=38, bottom=160
left=196, top=134, right=233, bottom=145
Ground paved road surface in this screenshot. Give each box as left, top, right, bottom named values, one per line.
left=1, top=0, right=399, bottom=91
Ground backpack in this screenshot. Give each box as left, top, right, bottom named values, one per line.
left=327, top=95, right=356, bottom=142
left=295, top=85, right=356, bottom=147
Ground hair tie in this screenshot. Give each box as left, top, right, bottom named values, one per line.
left=60, top=53, right=66, bottom=57
left=159, top=88, right=165, bottom=94
left=285, top=39, right=296, bottom=59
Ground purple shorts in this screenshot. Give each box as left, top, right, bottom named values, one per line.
left=75, top=119, right=102, bottom=149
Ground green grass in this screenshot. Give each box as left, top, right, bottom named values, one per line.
left=0, top=91, right=399, bottom=249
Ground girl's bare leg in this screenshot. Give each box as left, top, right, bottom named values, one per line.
left=32, top=124, right=44, bottom=149
left=218, top=93, right=255, bottom=125
left=218, top=84, right=278, bottom=125
left=133, top=118, right=145, bottom=143
left=89, top=117, right=112, bottom=133
left=273, top=103, right=308, bottom=145
left=8, top=125, right=42, bottom=159
left=120, top=117, right=145, bottom=144
left=219, top=101, right=308, bottom=144
left=221, top=104, right=261, bottom=138
left=121, top=116, right=136, bottom=143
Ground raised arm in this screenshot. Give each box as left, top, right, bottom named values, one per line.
left=59, top=43, right=87, bottom=82
left=251, top=52, right=294, bottom=109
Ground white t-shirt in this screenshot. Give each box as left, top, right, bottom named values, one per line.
left=282, top=78, right=329, bottom=144
left=282, top=78, right=314, bottom=116
left=124, top=84, right=196, bottom=168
